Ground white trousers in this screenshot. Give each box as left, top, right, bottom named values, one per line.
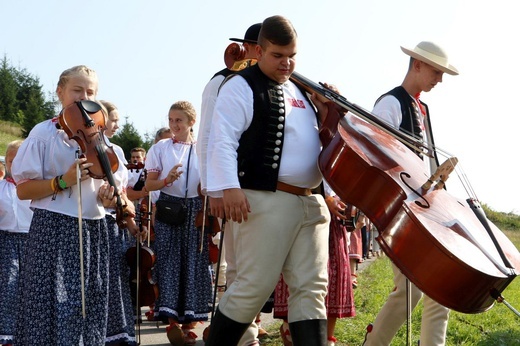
left=364, top=264, right=449, bottom=346
left=219, top=189, right=330, bottom=327
left=223, top=216, right=258, bottom=346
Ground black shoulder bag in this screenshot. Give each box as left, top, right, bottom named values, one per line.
left=155, top=145, right=192, bottom=226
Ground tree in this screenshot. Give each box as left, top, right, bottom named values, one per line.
left=110, top=117, right=145, bottom=160
left=0, top=56, right=18, bottom=122
left=0, top=55, right=57, bottom=137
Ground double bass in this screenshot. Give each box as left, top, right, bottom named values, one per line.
left=290, top=72, right=520, bottom=314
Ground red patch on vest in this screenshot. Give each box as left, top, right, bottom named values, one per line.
left=287, top=98, right=306, bottom=109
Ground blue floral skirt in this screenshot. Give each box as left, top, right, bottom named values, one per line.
left=0, top=231, right=28, bottom=344
left=153, top=193, right=212, bottom=324
left=105, top=215, right=136, bottom=345
left=14, top=209, right=109, bottom=346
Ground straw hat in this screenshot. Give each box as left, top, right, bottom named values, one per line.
left=229, top=23, right=262, bottom=44
left=401, top=41, right=459, bottom=75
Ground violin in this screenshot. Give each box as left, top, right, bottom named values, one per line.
left=125, top=200, right=158, bottom=308
left=195, top=187, right=221, bottom=235
left=290, top=72, right=520, bottom=314
left=128, top=162, right=147, bottom=192
left=140, top=194, right=155, bottom=242
left=126, top=161, right=145, bottom=172
left=125, top=200, right=157, bottom=343
left=195, top=185, right=220, bottom=264
left=58, top=100, right=130, bottom=228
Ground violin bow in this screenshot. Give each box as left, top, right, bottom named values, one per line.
left=135, top=209, right=142, bottom=343
left=199, top=194, right=208, bottom=254
left=147, top=190, right=152, bottom=248
left=75, top=149, right=86, bottom=318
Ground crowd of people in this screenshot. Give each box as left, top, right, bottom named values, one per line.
left=0, top=13, right=460, bottom=346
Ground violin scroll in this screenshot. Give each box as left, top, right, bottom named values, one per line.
left=116, top=203, right=131, bottom=229
left=126, top=161, right=145, bottom=172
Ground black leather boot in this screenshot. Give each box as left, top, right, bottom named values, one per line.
left=289, top=319, right=328, bottom=346
left=204, top=308, right=251, bottom=346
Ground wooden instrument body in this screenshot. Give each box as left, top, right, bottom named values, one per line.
left=320, top=113, right=520, bottom=313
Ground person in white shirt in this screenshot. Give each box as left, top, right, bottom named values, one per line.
left=363, top=41, right=458, bottom=346
left=205, top=15, right=332, bottom=346
left=11, top=65, right=138, bottom=345
left=0, top=140, right=32, bottom=346
left=198, top=22, right=269, bottom=346
left=144, top=101, right=212, bottom=346
left=99, top=99, right=137, bottom=345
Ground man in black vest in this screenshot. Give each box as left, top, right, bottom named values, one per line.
left=363, top=41, right=458, bottom=346
left=205, top=15, right=331, bottom=346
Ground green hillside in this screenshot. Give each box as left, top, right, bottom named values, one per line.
left=0, top=121, right=23, bottom=158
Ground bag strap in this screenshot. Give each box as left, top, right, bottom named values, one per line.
left=183, top=144, right=193, bottom=205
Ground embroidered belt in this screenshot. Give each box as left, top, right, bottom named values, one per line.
left=276, top=181, right=312, bottom=196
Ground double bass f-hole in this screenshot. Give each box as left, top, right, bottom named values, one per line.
left=399, top=172, right=430, bottom=209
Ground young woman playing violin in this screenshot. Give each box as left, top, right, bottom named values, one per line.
left=144, top=101, right=212, bottom=346
left=11, top=65, right=139, bottom=345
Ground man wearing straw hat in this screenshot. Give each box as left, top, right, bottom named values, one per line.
left=363, top=41, right=458, bottom=346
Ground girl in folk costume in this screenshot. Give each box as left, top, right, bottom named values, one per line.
left=11, top=65, right=138, bottom=345
left=99, top=100, right=138, bottom=345
left=0, top=140, right=33, bottom=346
left=144, top=101, right=211, bottom=346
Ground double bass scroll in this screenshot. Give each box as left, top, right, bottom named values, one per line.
left=224, top=43, right=257, bottom=71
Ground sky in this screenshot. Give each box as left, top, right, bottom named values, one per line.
left=1, top=0, right=518, bottom=214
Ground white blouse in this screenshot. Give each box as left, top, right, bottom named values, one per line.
left=12, top=119, right=127, bottom=220
left=145, top=138, right=200, bottom=199
left=0, top=179, right=33, bottom=233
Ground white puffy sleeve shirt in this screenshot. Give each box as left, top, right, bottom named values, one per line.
left=11, top=119, right=124, bottom=220
left=145, top=139, right=200, bottom=198
left=197, top=74, right=225, bottom=194
left=0, top=180, right=33, bottom=233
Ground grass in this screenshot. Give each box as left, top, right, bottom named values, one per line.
left=0, top=120, right=23, bottom=156
left=262, top=229, right=520, bottom=346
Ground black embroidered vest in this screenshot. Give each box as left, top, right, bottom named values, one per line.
left=226, top=64, right=315, bottom=191
left=376, top=86, right=440, bottom=169
left=376, top=86, right=423, bottom=139
left=212, top=67, right=234, bottom=80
